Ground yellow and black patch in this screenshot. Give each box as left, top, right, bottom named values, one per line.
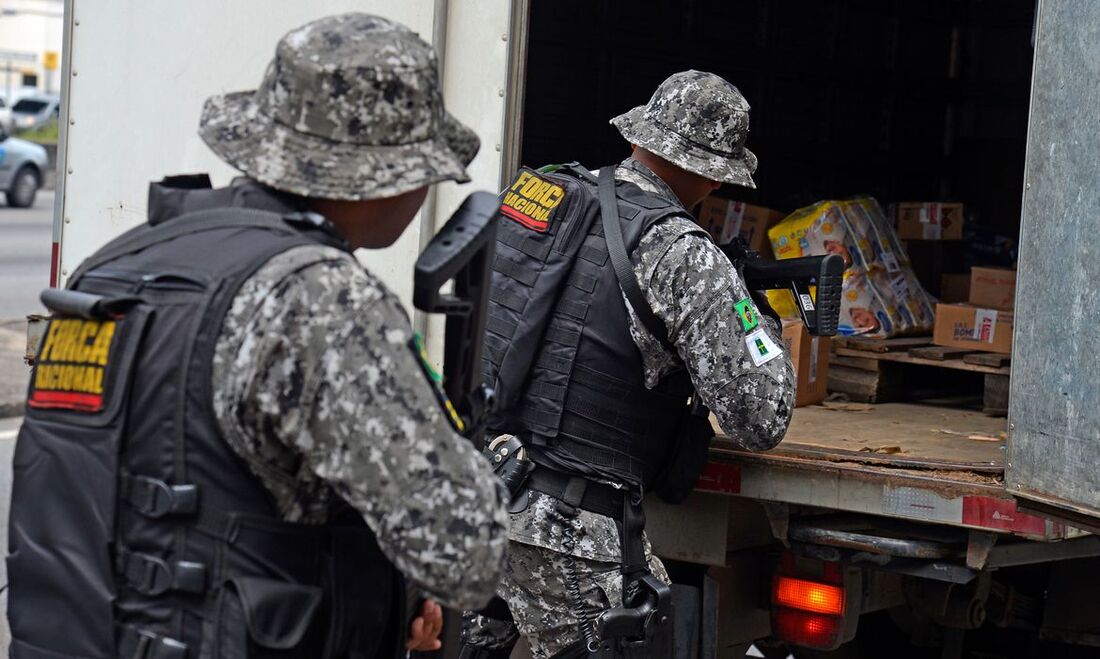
left=29, top=317, right=117, bottom=412
left=500, top=168, right=565, bottom=233
left=409, top=334, right=466, bottom=434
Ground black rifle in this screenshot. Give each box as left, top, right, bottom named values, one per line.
left=408, top=192, right=499, bottom=658
left=720, top=236, right=846, bottom=337
left=413, top=191, right=498, bottom=447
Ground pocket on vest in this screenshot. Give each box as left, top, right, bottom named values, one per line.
left=215, top=576, right=324, bottom=658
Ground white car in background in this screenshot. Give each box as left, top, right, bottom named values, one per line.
left=0, top=126, right=48, bottom=208
left=11, top=95, right=60, bottom=132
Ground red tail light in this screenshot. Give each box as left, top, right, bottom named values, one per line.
left=773, top=608, right=843, bottom=649
left=774, top=576, right=845, bottom=615
left=771, top=553, right=851, bottom=650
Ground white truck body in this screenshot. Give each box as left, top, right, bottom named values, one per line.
left=52, top=0, right=516, bottom=324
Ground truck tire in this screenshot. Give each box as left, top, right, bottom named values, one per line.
left=6, top=166, right=39, bottom=208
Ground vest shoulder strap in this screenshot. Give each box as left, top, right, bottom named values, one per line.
left=71, top=207, right=331, bottom=284
left=597, top=166, right=673, bottom=350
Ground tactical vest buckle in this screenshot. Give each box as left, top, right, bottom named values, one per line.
left=122, top=473, right=199, bottom=518
left=117, top=548, right=207, bottom=596
left=119, top=625, right=189, bottom=659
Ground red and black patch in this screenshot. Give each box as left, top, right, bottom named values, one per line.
left=500, top=168, right=566, bottom=233
left=28, top=317, right=117, bottom=412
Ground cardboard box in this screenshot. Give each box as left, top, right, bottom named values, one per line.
left=940, top=273, right=971, bottom=303
left=895, top=202, right=964, bottom=240
left=968, top=266, right=1016, bottom=310
left=932, top=303, right=1013, bottom=354
left=697, top=197, right=783, bottom=254
left=781, top=319, right=829, bottom=406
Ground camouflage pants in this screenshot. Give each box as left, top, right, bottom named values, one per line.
left=462, top=539, right=668, bottom=659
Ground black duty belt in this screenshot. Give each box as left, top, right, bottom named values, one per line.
left=525, top=468, right=628, bottom=521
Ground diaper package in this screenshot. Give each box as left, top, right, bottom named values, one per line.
left=766, top=198, right=936, bottom=337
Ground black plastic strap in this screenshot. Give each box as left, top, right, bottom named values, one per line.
left=120, top=473, right=199, bottom=518
left=597, top=167, right=671, bottom=349
left=118, top=625, right=189, bottom=659
left=39, top=289, right=141, bottom=319
left=620, top=494, right=648, bottom=577
left=493, top=254, right=538, bottom=286
left=116, top=547, right=206, bottom=596
left=525, top=469, right=625, bottom=520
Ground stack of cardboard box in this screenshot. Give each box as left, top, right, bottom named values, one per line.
left=933, top=267, right=1016, bottom=354
left=894, top=202, right=967, bottom=298
left=697, top=197, right=784, bottom=255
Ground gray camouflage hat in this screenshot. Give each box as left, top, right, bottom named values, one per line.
left=610, top=70, right=757, bottom=189
left=199, top=14, right=479, bottom=200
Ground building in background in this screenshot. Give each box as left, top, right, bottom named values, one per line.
left=0, top=0, right=63, bottom=102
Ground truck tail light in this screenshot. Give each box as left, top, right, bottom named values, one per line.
left=771, top=553, right=849, bottom=650
left=773, top=608, right=843, bottom=649
left=774, top=576, right=845, bottom=615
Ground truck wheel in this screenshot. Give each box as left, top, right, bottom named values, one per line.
left=6, top=166, right=39, bottom=208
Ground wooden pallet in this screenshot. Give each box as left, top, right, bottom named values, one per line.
left=829, top=336, right=1010, bottom=415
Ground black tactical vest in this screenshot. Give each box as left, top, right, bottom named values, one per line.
left=7, top=178, right=405, bottom=659
left=484, top=165, right=695, bottom=490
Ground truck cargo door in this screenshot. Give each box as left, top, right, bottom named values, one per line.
left=1006, top=1, right=1100, bottom=528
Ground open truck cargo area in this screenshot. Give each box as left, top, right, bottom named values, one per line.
left=510, top=0, right=1100, bottom=656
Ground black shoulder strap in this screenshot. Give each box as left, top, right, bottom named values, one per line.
left=597, top=166, right=672, bottom=349
left=70, top=207, right=326, bottom=285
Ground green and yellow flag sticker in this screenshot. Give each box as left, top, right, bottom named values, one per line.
left=734, top=298, right=759, bottom=332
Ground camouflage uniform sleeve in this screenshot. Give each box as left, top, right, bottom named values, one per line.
left=633, top=218, right=796, bottom=450
left=220, top=252, right=509, bottom=610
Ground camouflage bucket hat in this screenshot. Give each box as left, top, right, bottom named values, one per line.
left=610, top=70, right=757, bottom=189
left=199, top=14, right=479, bottom=200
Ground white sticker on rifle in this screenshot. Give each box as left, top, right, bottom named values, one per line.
left=974, top=309, right=998, bottom=343
left=744, top=328, right=782, bottom=367
left=809, top=337, right=820, bottom=384
left=799, top=293, right=815, bottom=311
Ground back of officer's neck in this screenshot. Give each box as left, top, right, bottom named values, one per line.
left=631, top=146, right=720, bottom=209
left=307, top=185, right=430, bottom=250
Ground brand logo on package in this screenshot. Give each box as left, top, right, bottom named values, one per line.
left=974, top=309, right=997, bottom=343
left=29, top=317, right=117, bottom=412
left=500, top=170, right=565, bottom=233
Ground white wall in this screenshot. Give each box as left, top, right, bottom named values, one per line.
left=57, top=0, right=513, bottom=316
left=0, top=0, right=64, bottom=98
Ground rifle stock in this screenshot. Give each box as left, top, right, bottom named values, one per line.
left=721, top=237, right=845, bottom=337
left=413, top=191, right=499, bottom=446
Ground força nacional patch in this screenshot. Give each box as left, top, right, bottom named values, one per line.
left=500, top=168, right=565, bottom=233
left=29, top=317, right=117, bottom=412
left=744, top=327, right=782, bottom=367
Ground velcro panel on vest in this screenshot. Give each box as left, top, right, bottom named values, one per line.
left=486, top=169, right=597, bottom=412
left=555, top=365, right=687, bottom=486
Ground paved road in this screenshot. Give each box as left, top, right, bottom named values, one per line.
left=0, top=190, right=54, bottom=319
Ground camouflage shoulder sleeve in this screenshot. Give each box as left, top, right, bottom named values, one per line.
left=634, top=218, right=796, bottom=450
left=213, top=247, right=508, bottom=610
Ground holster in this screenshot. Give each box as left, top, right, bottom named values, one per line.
left=483, top=434, right=534, bottom=508
left=591, top=490, right=674, bottom=658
